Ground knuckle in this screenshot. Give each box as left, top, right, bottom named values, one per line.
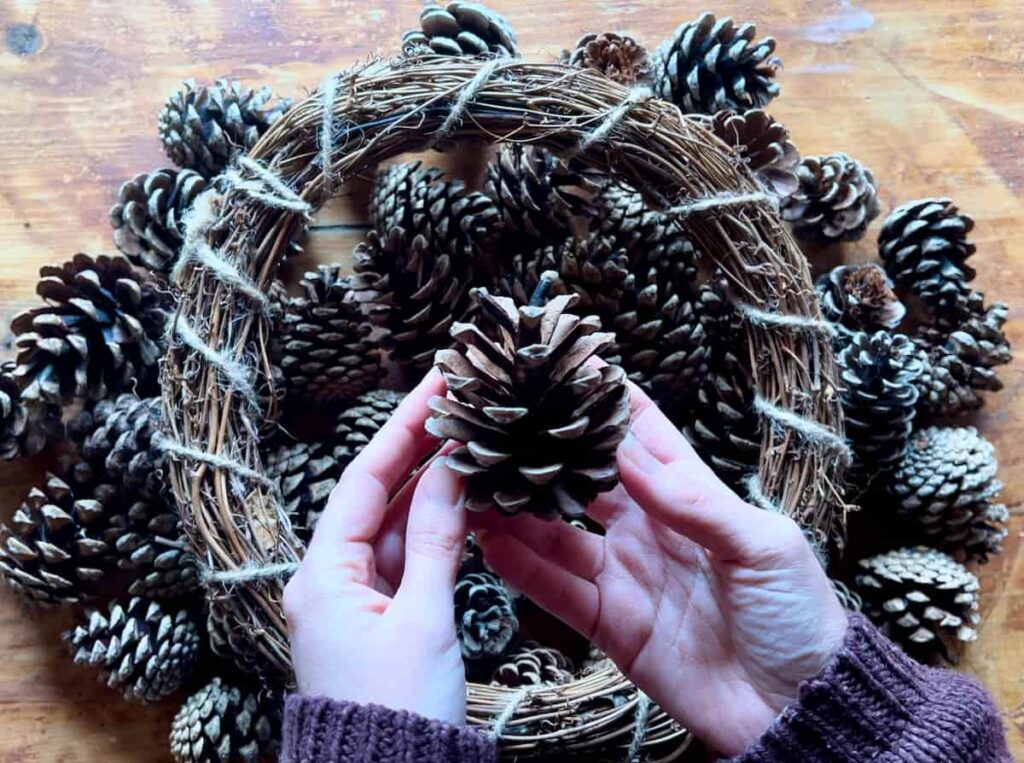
left=407, top=521, right=463, bottom=560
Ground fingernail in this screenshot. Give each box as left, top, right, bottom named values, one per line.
left=620, top=431, right=661, bottom=475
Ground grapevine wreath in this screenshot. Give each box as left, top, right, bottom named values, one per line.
left=0, top=4, right=1012, bottom=761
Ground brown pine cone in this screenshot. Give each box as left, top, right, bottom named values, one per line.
left=708, top=109, right=800, bottom=197
left=332, top=389, right=406, bottom=465
left=593, top=183, right=698, bottom=271
left=109, top=168, right=208, bottom=274
left=560, top=32, right=650, bottom=85
left=0, top=361, right=62, bottom=460
left=490, top=641, right=574, bottom=687
left=781, top=153, right=880, bottom=242
left=263, top=440, right=339, bottom=535
left=428, top=285, right=630, bottom=519
left=11, top=254, right=170, bottom=405
left=816, top=264, right=906, bottom=336
left=402, top=2, right=518, bottom=58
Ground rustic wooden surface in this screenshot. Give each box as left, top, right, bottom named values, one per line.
left=1, top=0, right=1022, bottom=760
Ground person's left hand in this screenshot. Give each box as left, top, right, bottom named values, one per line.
left=282, top=370, right=469, bottom=726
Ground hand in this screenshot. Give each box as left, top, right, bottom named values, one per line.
left=283, top=371, right=469, bottom=726
left=471, top=382, right=848, bottom=756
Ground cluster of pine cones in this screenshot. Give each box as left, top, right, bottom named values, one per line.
left=0, top=3, right=1014, bottom=761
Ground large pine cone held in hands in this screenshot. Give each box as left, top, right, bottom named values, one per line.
left=427, top=284, right=630, bottom=520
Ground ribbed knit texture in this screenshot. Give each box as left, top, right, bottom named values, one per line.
left=282, top=615, right=1009, bottom=762
left=281, top=697, right=497, bottom=762
left=734, top=613, right=1010, bottom=762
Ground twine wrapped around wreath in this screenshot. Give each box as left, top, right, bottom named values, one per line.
left=160, top=56, right=846, bottom=757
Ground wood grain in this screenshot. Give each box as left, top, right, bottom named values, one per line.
left=1, top=0, right=1022, bottom=760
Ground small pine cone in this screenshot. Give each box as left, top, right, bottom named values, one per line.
left=428, top=287, right=630, bottom=520
left=454, top=571, right=518, bottom=660
left=159, top=79, right=292, bottom=178
left=890, top=427, right=1008, bottom=563
left=0, top=473, right=115, bottom=603
left=593, top=183, right=698, bottom=271
left=490, top=641, right=574, bottom=688
left=332, top=389, right=406, bottom=465
left=11, top=254, right=170, bottom=406
left=65, top=596, right=201, bottom=702
left=879, top=198, right=976, bottom=320
left=170, top=677, right=281, bottom=763
left=651, top=13, right=780, bottom=115
left=708, top=109, right=800, bottom=197
left=853, top=546, right=979, bottom=665
left=484, top=145, right=596, bottom=246
left=559, top=32, right=650, bottom=85
left=816, top=264, right=906, bottom=337
left=838, top=331, right=922, bottom=474
left=0, top=361, right=62, bottom=460
left=207, top=598, right=273, bottom=677
left=273, top=265, right=385, bottom=405
left=263, top=440, right=339, bottom=537
left=67, top=394, right=167, bottom=503
left=781, top=153, right=881, bottom=242
left=402, top=2, right=518, bottom=58
left=109, top=169, right=209, bottom=274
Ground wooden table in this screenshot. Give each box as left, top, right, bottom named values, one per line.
left=1, top=1, right=1022, bottom=759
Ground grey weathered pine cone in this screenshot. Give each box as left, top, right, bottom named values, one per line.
left=0, top=360, right=62, bottom=460
left=781, top=152, right=881, bottom=242
left=402, top=1, right=518, bottom=58
left=272, top=264, right=385, bottom=406
left=427, top=286, right=630, bottom=520
left=109, top=168, right=208, bottom=274
left=559, top=32, right=650, bottom=86
left=11, top=253, right=170, bottom=406
left=707, top=109, right=800, bottom=197
left=816, top=264, right=906, bottom=338
left=838, top=331, right=922, bottom=475
left=879, top=197, right=976, bottom=322
left=890, top=426, right=1008, bottom=563
left=490, top=640, right=574, bottom=687
left=651, top=12, right=781, bottom=115
left=853, top=546, right=979, bottom=665
left=332, top=389, right=406, bottom=465
left=158, top=78, right=292, bottom=178
left=169, top=677, right=281, bottom=763
left=65, top=596, right=201, bottom=702
left=263, top=439, right=340, bottom=538
left=454, top=571, right=518, bottom=660
left=483, top=144, right=596, bottom=246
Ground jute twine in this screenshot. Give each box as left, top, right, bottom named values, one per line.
left=160, top=55, right=846, bottom=758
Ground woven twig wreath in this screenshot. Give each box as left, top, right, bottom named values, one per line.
left=161, top=57, right=846, bottom=757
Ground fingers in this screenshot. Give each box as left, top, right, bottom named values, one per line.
left=395, top=460, right=467, bottom=612
left=477, top=531, right=599, bottom=640
left=469, top=512, right=604, bottom=582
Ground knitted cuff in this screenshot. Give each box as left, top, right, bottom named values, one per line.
left=735, top=613, right=1009, bottom=762
left=281, top=696, right=497, bottom=763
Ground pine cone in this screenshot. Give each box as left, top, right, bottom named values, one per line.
left=159, top=79, right=292, bottom=178
left=273, top=265, right=385, bottom=405
left=781, top=153, right=880, bottom=242
left=651, top=13, right=780, bottom=115
left=402, top=2, right=518, bottom=58
left=354, top=165, right=500, bottom=371
left=332, top=389, right=406, bottom=465
left=67, top=394, right=167, bottom=503
left=707, top=109, right=800, bottom=197
left=593, top=183, right=698, bottom=271
left=428, top=287, right=630, bottom=520
left=853, top=547, right=979, bottom=664
left=490, top=641, right=574, bottom=687
left=170, top=677, right=281, bottom=763
left=912, top=298, right=1011, bottom=417
left=65, top=596, right=201, bottom=702
left=0, top=361, right=62, bottom=460
left=879, top=198, right=976, bottom=320
left=207, top=598, right=271, bottom=676
left=890, top=427, right=1007, bottom=563
left=817, top=264, right=906, bottom=338
left=109, top=169, right=209, bottom=274
left=454, top=571, right=518, bottom=660
left=838, top=331, right=922, bottom=474
left=368, top=163, right=445, bottom=234
left=559, top=32, right=650, bottom=85
left=11, top=253, right=170, bottom=405
left=483, top=145, right=595, bottom=246
left=263, top=440, right=339, bottom=536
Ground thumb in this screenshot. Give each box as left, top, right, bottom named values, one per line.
left=395, top=459, right=466, bottom=613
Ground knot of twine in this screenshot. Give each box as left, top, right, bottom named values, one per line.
left=490, top=686, right=532, bottom=739
left=753, top=395, right=853, bottom=466
left=736, top=302, right=838, bottom=338
left=434, top=58, right=503, bottom=141
left=223, top=155, right=312, bottom=214
left=579, top=85, right=652, bottom=151
left=627, top=690, right=652, bottom=762
left=200, top=560, right=299, bottom=588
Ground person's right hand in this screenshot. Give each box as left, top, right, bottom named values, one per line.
left=471, top=382, right=848, bottom=757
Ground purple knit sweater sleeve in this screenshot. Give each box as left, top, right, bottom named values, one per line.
left=280, top=696, right=496, bottom=763
left=734, top=613, right=1011, bottom=762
